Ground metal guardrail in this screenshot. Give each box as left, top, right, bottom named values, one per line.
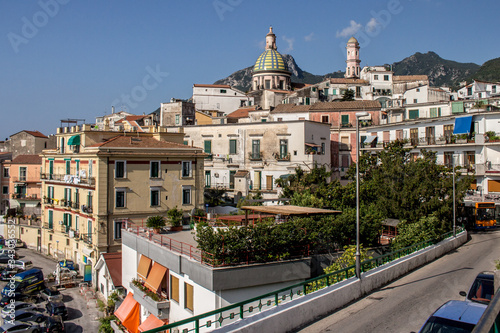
left=142, top=228, right=463, bottom=333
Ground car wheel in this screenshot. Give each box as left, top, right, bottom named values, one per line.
left=32, top=330, right=39, bottom=333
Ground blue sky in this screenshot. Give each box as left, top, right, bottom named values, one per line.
left=1, top=0, right=499, bottom=138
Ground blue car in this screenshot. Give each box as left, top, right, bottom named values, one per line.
left=418, top=300, right=487, bottom=332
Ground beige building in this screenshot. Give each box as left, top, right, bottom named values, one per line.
left=38, top=125, right=205, bottom=278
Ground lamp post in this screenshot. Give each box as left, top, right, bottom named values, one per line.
left=355, top=111, right=369, bottom=279
left=452, top=153, right=456, bottom=237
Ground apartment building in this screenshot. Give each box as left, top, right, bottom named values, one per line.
left=38, top=125, right=205, bottom=280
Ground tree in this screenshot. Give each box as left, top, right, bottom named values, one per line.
left=204, top=188, right=227, bottom=206
left=236, top=191, right=263, bottom=208
left=167, top=206, right=183, bottom=227
left=341, top=89, right=355, bottom=101
left=390, top=215, right=443, bottom=250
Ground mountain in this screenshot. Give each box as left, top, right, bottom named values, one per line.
left=214, top=54, right=343, bottom=92
left=214, top=51, right=487, bottom=91
left=472, top=57, right=500, bottom=83
left=391, top=51, right=480, bottom=87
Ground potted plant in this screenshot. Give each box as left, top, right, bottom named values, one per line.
left=167, top=206, right=183, bottom=231
left=146, top=215, right=166, bottom=234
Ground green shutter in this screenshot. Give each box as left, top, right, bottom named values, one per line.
left=409, top=109, right=419, bottom=119
left=229, top=139, right=237, bottom=154
left=204, top=140, right=211, bottom=154
left=452, top=102, right=464, bottom=114
left=341, top=115, right=349, bottom=124
left=48, top=210, right=53, bottom=229
left=430, top=108, right=437, bottom=118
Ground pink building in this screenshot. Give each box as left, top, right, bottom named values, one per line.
left=5, top=155, right=42, bottom=217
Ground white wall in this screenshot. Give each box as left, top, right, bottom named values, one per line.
left=121, top=243, right=138, bottom=294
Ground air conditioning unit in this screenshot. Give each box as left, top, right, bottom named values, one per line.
left=59, top=221, right=64, bottom=225
left=214, top=173, right=219, bottom=178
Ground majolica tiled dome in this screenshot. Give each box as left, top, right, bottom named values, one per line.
left=253, top=49, right=288, bottom=73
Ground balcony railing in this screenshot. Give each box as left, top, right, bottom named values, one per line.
left=11, top=194, right=39, bottom=200
left=81, top=233, right=92, bottom=245
left=12, top=177, right=39, bottom=183
left=40, top=173, right=95, bottom=186
left=364, top=136, right=480, bottom=150
left=130, top=282, right=170, bottom=319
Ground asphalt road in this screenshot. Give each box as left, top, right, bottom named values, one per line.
left=0, top=248, right=101, bottom=332
left=296, top=230, right=500, bottom=333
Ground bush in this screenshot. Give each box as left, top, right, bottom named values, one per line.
left=391, top=215, right=443, bottom=250
left=98, top=315, right=117, bottom=333
left=146, top=215, right=166, bottom=230
left=167, top=206, right=183, bottom=227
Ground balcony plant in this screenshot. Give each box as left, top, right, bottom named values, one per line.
left=146, top=215, right=166, bottom=234
left=167, top=206, right=183, bottom=231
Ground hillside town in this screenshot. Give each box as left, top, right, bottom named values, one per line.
left=0, top=26, right=500, bottom=332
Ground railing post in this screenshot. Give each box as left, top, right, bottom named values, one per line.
left=239, top=304, right=244, bottom=319
left=275, top=293, right=279, bottom=306
left=195, top=319, right=199, bottom=333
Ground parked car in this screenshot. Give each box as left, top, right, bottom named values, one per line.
left=40, top=288, right=62, bottom=303
left=0, top=293, right=31, bottom=307
left=40, top=315, right=64, bottom=333
left=0, top=320, right=40, bottom=333
left=0, top=268, right=24, bottom=281
left=0, top=252, right=19, bottom=263
left=12, top=309, right=45, bottom=323
left=460, top=271, right=495, bottom=304
left=53, top=267, right=77, bottom=278
left=1, top=302, right=36, bottom=319
left=417, top=300, right=487, bottom=332
left=45, top=301, right=67, bottom=320
left=11, top=260, right=33, bottom=271
left=5, top=239, right=26, bottom=249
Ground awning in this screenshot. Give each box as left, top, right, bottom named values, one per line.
left=67, top=135, right=80, bottom=146
left=137, top=255, right=152, bottom=281
left=305, top=142, right=321, bottom=148
left=138, top=314, right=168, bottom=332
left=114, top=292, right=140, bottom=333
left=363, top=136, right=377, bottom=144
left=144, top=262, right=167, bottom=293
left=279, top=174, right=292, bottom=180
left=453, top=116, right=473, bottom=134
left=82, top=247, right=94, bottom=258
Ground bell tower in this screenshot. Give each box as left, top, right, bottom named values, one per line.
left=345, top=36, right=360, bottom=78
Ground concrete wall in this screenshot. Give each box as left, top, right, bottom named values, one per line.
left=214, top=231, right=467, bottom=333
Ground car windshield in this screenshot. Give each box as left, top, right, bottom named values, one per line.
left=420, top=316, right=476, bottom=333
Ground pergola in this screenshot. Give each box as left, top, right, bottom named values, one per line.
left=239, top=205, right=342, bottom=225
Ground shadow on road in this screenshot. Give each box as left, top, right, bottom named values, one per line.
left=64, top=322, right=84, bottom=333
left=381, top=267, right=473, bottom=291
left=63, top=294, right=74, bottom=302
left=67, top=307, right=83, bottom=320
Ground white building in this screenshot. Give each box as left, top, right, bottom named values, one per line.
left=458, top=80, right=500, bottom=100
left=192, top=84, right=253, bottom=115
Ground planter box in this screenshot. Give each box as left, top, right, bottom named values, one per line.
left=130, top=282, right=170, bottom=319
left=456, top=139, right=467, bottom=144
left=110, top=320, right=126, bottom=333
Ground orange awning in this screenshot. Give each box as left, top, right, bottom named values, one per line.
left=138, top=314, right=168, bottom=332
left=137, top=255, right=152, bottom=280
left=114, top=292, right=140, bottom=333
left=144, top=262, right=167, bottom=293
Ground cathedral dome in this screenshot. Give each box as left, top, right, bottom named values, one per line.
left=253, top=49, right=288, bottom=73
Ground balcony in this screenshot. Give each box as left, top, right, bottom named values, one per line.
left=81, top=205, right=93, bottom=214
left=248, top=152, right=262, bottom=161
left=40, top=173, right=95, bottom=186
left=130, top=281, right=170, bottom=320
left=11, top=194, right=39, bottom=200
left=81, top=233, right=92, bottom=245
left=12, top=177, right=39, bottom=184
left=273, top=152, right=290, bottom=161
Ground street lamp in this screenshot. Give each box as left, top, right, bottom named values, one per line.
left=355, top=111, right=369, bottom=279
left=452, top=153, right=457, bottom=237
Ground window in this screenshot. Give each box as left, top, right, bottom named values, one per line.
left=2, top=186, right=7, bottom=195
left=75, top=160, right=80, bottom=173
left=185, top=282, right=194, bottom=311
left=88, top=159, right=93, bottom=177
left=493, top=85, right=497, bottom=94
left=408, top=109, right=419, bottom=120
left=465, top=151, right=475, bottom=167
left=74, top=189, right=79, bottom=206
left=87, top=220, right=93, bottom=243
left=413, top=99, right=418, bottom=104
left=3, top=168, right=9, bottom=178
left=373, top=75, right=378, bottom=80
left=312, top=87, right=316, bottom=92
left=175, top=114, right=180, bottom=125
left=204, top=140, right=212, bottom=156
left=115, top=161, right=126, bottom=178
left=114, top=220, right=123, bottom=239
left=410, top=128, right=419, bottom=145
left=279, top=80, right=284, bottom=89
left=150, top=188, right=160, bottom=207
left=65, top=160, right=71, bottom=175
left=444, top=152, right=453, bottom=167
left=279, top=139, right=288, bottom=159
left=48, top=210, right=53, bottom=229
left=305, top=97, right=310, bottom=105
left=64, top=188, right=71, bottom=204
left=251, top=140, right=261, bottom=159
left=341, top=115, right=349, bottom=125
left=321, top=142, right=326, bottom=155
left=19, top=167, right=27, bottom=181
left=75, top=216, right=79, bottom=231
left=47, top=186, right=54, bottom=202
left=384, top=75, right=389, bottom=81
left=60, top=138, right=65, bottom=154
left=182, top=161, right=191, bottom=178
left=115, top=189, right=126, bottom=208
left=205, top=170, right=211, bottom=188
left=430, top=107, right=438, bottom=118
left=321, top=115, right=329, bottom=124
left=467, top=87, right=472, bottom=95
left=444, top=125, right=454, bottom=141
left=150, top=161, right=160, bottom=178
left=182, top=187, right=191, bottom=205
left=170, top=275, right=179, bottom=302
left=220, top=89, right=227, bottom=93
left=416, top=88, right=420, bottom=92
left=323, top=88, right=329, bottom=95
left=229, top=139, right=237, bottom=154
left=265, top=80, right=270, bottom=89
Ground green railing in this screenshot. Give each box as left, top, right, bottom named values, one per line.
left=143, top=227, right=463, bottom=333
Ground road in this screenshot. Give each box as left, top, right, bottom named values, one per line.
left=0, top=247, right=101, bottom=332
left=296, top=230, right=500, bottom=333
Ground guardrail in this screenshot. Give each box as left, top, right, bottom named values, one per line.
left=143, top=228, right=462, bottom=333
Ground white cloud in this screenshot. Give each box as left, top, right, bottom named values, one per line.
left=304, top=32, right=314, bottom=42
left=282, top=35, right=294, bottom=52
left=366, top=18, right=379, bottom=32
left=336, top=20, right=362, bottom=38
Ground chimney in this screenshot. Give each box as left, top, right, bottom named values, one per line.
left=112, top=106, right=115, bottom=114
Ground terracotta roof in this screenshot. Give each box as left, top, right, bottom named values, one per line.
left=10, top=155, right=42, bottom=164
left=268, top=89, right=292, bottom=94
left=310, top=100, right=381, bottom=111
left=88, top=135, right=194, bottom=149
left=102, top=252, right=122, bottom=287
left=226, top=107, right=255, bottom=118
left=393, top=75, right=428, bottom=82
left=328, top=78, right=369, bottom=85
left=234, top=170, right=249, bottom=177
left=115, top=115, right=146, bottom=123
left=271, top=104, right=312, bottom=113
left=12, top=130, right=48, bottom=138
left=292, top=83, right=311, bottom=89
left=193, top=84, right=231, bottom=88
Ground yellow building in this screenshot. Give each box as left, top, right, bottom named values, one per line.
left=39, top=125, right=205, bottom=276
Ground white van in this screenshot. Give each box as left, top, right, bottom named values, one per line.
left=11, top=260, right=33, bottom=270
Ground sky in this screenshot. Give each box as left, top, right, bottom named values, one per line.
left=1, top=0, right=499, bottom=138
